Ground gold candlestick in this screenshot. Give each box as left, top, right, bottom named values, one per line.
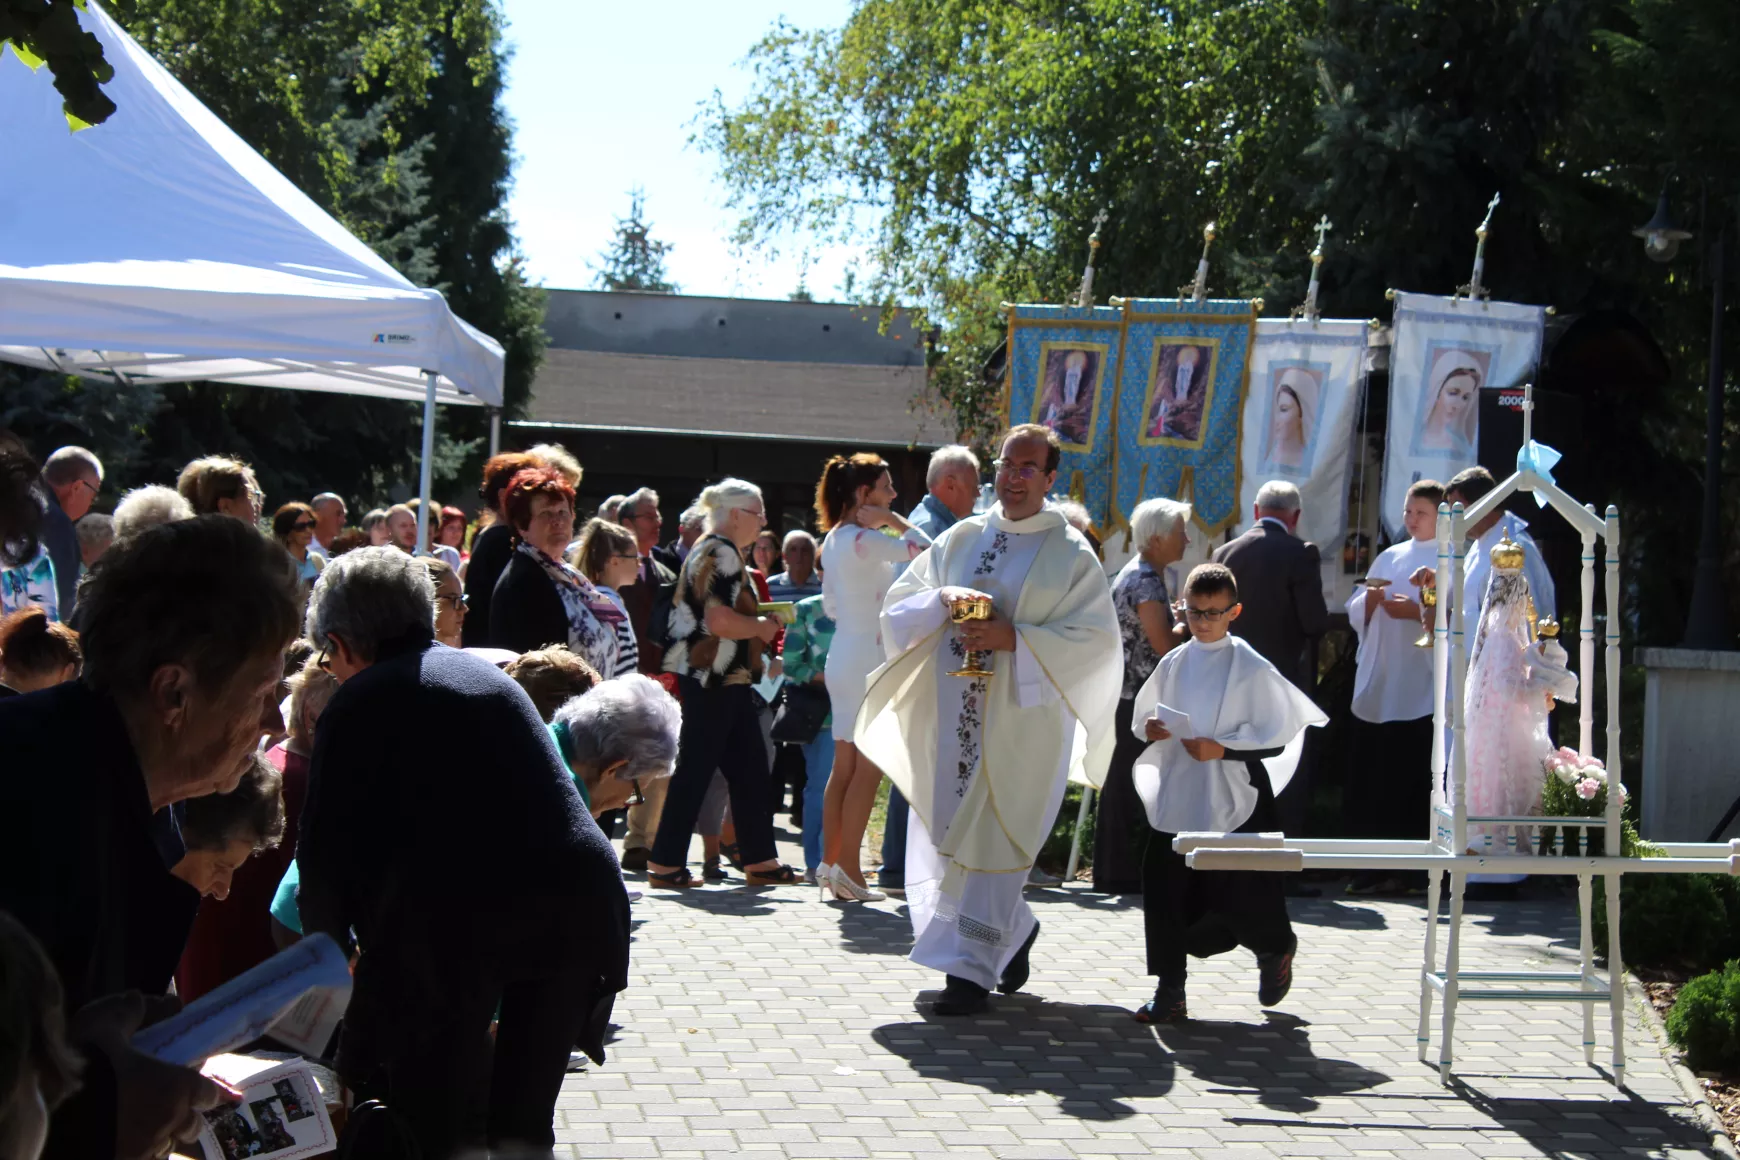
left=947, top=595, right=996, bottom=679
left=1415, top=584, right=1438, bottom=649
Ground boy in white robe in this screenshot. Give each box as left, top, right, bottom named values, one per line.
left=1130, top=563, right=1327, bottom=1023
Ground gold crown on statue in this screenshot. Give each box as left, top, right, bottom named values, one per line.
left=1491, top=534, right=1526, bottom=572
left=1537, top=617, right=1561, bottom=639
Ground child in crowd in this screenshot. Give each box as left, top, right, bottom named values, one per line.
left=1130, top=563, right=1327, bottom=1023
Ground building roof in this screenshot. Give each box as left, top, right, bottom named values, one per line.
left=525, top=290, right=955, bottom=447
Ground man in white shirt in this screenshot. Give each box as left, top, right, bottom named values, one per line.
left=1343, top=480, right=1443, bottom=895
left=1411, top=466, right=1556, bottom=645
left=309, top=492, right=346, bottom=558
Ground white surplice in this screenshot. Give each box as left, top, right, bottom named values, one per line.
left=1130, top=635, right=1328, bottom=835
left=1347, top=537, right=1438, bottom=724
left=855, top=504, right=1121, bottom=990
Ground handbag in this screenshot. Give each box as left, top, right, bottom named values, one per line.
left=770, top=681, right=831, bottom=744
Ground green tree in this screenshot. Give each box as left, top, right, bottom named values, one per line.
left=701, top=0, right=1326, bottom=446
left=2, top=0, right=116, bottom=127
left=594, top=188, right=678, bottom=292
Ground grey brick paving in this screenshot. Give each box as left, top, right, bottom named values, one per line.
left=558, top=827, right=1719, bottom=1158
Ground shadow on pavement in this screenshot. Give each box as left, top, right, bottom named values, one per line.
left=1151, top=1010, right=1390, bottom=1114
left=631, top=882, right=806, bottom=918
left=834, top=901, right=913, bottom=956
left=1287, top=897, right=1390, bottom=930
left=873, top=998, right=1175, bottom=1119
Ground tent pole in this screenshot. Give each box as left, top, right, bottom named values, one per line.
left=489, top=407, right=502, bottom=457
left=418, top=370, right=438, bottom=554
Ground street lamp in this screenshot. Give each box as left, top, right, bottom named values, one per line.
left=1637, top=184, right=1731, bottom=649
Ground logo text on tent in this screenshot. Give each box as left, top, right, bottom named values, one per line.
left=373, top=333, right=416, bottom=345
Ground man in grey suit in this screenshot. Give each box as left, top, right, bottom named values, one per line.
left=1213, top=480, right=1329, bottom=859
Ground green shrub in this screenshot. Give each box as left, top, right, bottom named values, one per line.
left=1667, top=962, right=1740, bottom=1072
left=1594, top=872, right=1740, bottom=972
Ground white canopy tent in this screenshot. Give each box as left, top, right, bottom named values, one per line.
left=0, top=1, right=506, bottom=546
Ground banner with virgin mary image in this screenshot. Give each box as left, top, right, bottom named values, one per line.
left=1004, top=303, right=1125, bottom=528
left=1110, top=297, right=1258, bottom=535
left=1237, top=318, right=1369, bottom=599
left=1381, top=292, right=1545, bottom=539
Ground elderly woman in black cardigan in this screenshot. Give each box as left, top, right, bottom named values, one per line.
left=490, top=466, right=629, bottom=676
left=302, top=545, right=628, bottom=1158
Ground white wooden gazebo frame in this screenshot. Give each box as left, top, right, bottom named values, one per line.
left=1180, top=387, right=1740, bottom=1090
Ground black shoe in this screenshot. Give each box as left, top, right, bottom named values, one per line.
left=932, top=975, right=990, bottom=1016
left=619, top=847, right=650, bottom=872
left=702, top=858, right=728, bottom=883
left=1134, top=985, right=1188, bottom=1024
left=1257, top=945, right=1296, bottom=1007
left=998, top=920, right=1041, bottom=995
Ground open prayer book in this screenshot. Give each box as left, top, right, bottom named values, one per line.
left=194, top=1054, right=337, bottom=1160
left=134, top=934, right=352, bottom=1066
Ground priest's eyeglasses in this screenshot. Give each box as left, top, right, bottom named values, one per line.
left=992, top=458, right=1044, bottom=480
left=1183, top=604, right=1235, bottom=621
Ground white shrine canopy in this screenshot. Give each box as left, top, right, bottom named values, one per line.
left=0, top=1, right=504, bottom=407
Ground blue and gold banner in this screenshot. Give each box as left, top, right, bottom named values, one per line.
left=1110, top=298, right=1259, bottom=536
left=1003, top=304, right=1125, bottom=528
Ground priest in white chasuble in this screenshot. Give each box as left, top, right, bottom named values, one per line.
left=855, top=424, right=1122, bottom=1016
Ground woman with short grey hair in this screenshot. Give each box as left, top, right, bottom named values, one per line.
left=550, top=674, right=682, bottom=818
left=112, top=484, right=194, bottom=541
left=305, top=546, right=435, bottom=675
left=1097, top=496, right=1192, bottom=893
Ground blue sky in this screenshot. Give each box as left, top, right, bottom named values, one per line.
left=499, top=0, right=862, bottom=301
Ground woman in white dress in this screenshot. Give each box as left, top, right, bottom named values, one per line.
left=817, top=453, right=931, bottom=900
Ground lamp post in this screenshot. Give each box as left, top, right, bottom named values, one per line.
left=1636, top=187, right=1731, bottom=649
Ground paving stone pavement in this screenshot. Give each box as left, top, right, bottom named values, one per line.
left=558, top=825, right=1719, bottom=1159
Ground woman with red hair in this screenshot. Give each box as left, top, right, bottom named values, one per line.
left=489, top=467, right=628, bottom=676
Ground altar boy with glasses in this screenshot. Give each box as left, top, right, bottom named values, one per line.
left=1130, top=563, right=1326, bottom=1024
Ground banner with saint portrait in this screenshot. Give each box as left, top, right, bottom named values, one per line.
left=1380, top=292, right=1545, bottom=540
left=1003, top=303, right=1125, bottom=527
left=1110, top=298, right=1258, bottom=536
left=1237, top=318, right=1369, bottom=600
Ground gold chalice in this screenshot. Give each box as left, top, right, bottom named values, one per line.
left=1414, top=584, right=1437, bottom=649
left=947, top=594, right=996, bottom=679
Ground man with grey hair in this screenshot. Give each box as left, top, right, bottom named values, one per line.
left=549, top=674, right=682, bottom=818
left=878, top=444, right=982, bottom=895
left=40, top=445, right=104, bottom=617
left=75, top=512, right=115, bottom=569
left=669, top=504, right=705, bottom=563
left=765, top=529, right=820, bottom=601
left=299, top=545, right=629, bottom=1155
left=1213, top=479, right=1329, bottom=855
left=309, top=491, right=347, bottom=557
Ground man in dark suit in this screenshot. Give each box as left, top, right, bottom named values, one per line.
left=1213, top=480, right=1330, bottom=852
left=300, top=547, right=629, bottom=1158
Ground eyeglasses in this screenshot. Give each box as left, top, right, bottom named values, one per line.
left=75, top=479, right=99, bottom=498
left=992, top=459, right=1046, bottom=480
left=437, top=592, right=468, bottom=610
left=316, top=646, right=332, bottom=672
left=626, top=780, right=647, bottom=807
left=1183, top=605, right=1236, bottom=622
left=292, top=521, right=316, bottom=532
left=532, top=507, right=575, bottom=524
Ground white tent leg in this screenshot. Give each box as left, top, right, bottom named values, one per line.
left=1065, top=788, right=1093, bottom=883
left=489, top=407, right=502, bottom=458
left=417, top=370, right=437, bottom=554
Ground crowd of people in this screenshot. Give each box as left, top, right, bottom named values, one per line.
left=0, top=417, right=1539, bottom=1158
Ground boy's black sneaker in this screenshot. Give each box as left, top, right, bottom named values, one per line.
left=1257, top=946, right=1295, bottom=1007
left=1134, top=984, right=1188, bottom=1024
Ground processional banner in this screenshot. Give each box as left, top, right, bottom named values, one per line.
left=1381, top=292, right=1545, bottom=540
left=1110, top=298, right=1258, bottom=536
left=1004, top=304, right=1126, bottom=528
left=1236, top=318, right=1369, bottom=600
